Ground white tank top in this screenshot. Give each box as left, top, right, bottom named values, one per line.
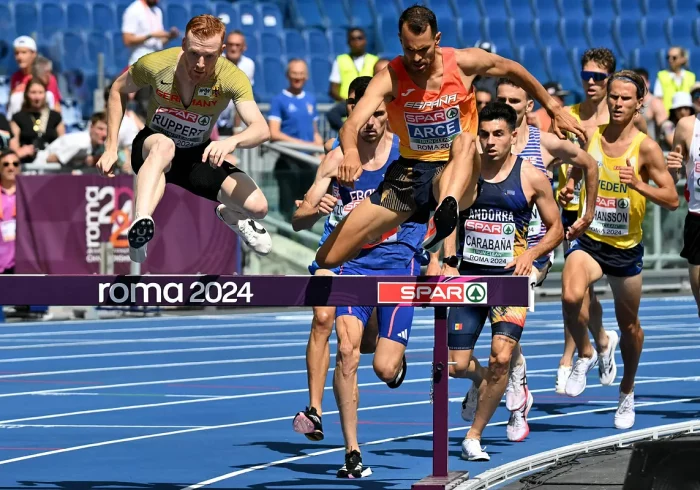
left=686, top=115, right=700, bottom=215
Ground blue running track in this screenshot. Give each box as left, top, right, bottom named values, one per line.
left=0, top=295, right=697, bottom=489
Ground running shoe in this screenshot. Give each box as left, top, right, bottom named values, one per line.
left=505, top=354, right=528, bottom=411
left=128, top=215, right=155, bottom=263
left=386, top=354, right=407, bottom=389
left=614, top=391, right=635, bottom=429
left=598, top=330, right=619, bottom=386
left=461, top=383, right=478, bottom=422
left=555, top=365, right=572, bottom=394
left=422, top=196, right=458, bottom=252
left=337, top=450, right=372, bottom=478
left=565, top=350, right=599, bottom=397
left=216, top=204, right=272, bottom=256
left=292, top=406, right=324, bottom=441
left=506, top=389, right=533, bottom=442
left=461, top=438, right=490, bottom=461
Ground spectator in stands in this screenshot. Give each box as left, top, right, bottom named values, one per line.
left=476, top=88, right=492, bottom=112
left=326, top=28, right=378, bottom=132
left=9, top=79, right=64, bottom=163
left=34, top=112, right=109, bottom=170
left=660, top=92, right=695, bottom=151
left=102, top=85, right=143, bottom=173
left=6, top=56, right=58, bottom=120
left=269, top=59, right=323, bottom=221
left=10, top=37, right=61, bottom=112
left=0, top=114, right=10, bottom=150
left=530, top=82, right=569, bottom=132
left=691, top=82, right=700, bottom=114
left=472, top=41, right=498, bottom=98
left=0, top=149, right=19, bottom=275
left=633, top=67, right=667, bottom=143
left=217, top=30, right=256, bottom=136
left=655, top=46, right=696, bottom=112
left=121, top=0, right=179, bottom=67
left=374, top=58, right=391, bottom=75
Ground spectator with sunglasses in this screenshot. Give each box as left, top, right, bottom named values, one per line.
left=655, top=46, right=696, bottom=112
left=0, top=149, right=19, bottom=275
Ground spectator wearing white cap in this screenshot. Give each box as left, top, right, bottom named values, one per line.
left=121, top=0, right=179, bottom=67
left=660, top=92, right=695, bottom=151
left=9, top=36, right=61, bottom=112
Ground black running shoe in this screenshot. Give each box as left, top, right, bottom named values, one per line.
left=292, top=406, right=324, bottom=441
left=127, top=216, right=155, bottom=263
left=337, top=450, right=365, bottom=478
left=422, top=196, right=459, bottom=252
left=387, top=354, right=407, bottom=389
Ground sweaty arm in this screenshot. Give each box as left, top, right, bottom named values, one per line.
left=338, top=68, right=393, bottom=155
left=231, top=100, right=270, bottom=149
left=105, top=70, right=142, bottom=153
left=635, top=138, right=680, bottom=210
left=541, top=132, right=598, bottom=223
left=526, top=166, right=565, bottom=258
left=292, top=148, right=341, bottom=231
left=668, top=115, right=694, bottom=183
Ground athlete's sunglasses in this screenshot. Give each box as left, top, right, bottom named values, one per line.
left=580, top=71, right=609, bottom=82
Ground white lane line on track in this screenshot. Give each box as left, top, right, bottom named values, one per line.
left=0, top=335, right=694, bottom=381
left=0, top=376, right=696, bottom=471
left=0, top=424, right=208, bottom=429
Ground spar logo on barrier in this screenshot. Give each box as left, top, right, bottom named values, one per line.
left=377, top=282, right=488, bottom=304
left=85, top=185, right=134, bottom=264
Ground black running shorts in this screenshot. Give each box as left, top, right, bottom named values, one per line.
left=131, top=126, right=245, bottom=202
left=681, top=213, right=700, bottom=266
left=566, top=233, right=644, bottom=277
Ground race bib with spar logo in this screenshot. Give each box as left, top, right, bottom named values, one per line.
left=404, top=106, right=462, bottom=152
left=694, top=161, right=700, bottom=201
left=150, top=107, right=212, bottom=148
left=586, top=195, right=630, bottom=236
left=462, top=219, right=515, bottom=266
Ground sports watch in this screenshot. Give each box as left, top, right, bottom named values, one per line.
left=442, top=255, right=460, bottom=268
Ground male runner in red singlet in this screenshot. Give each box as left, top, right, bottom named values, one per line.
left=314, top=5, right=585, bottom=270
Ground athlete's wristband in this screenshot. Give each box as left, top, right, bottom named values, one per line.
left=442, top=255, right=460, bottom=268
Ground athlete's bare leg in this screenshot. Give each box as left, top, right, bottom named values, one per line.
left=689, top=264, right=700, bottom=317
left=562, top=251, right=603, bottom=360
left=217, top=159, right=268, bottom=223
left=334, top=315, right=365, bottom=453
left=607, top=274, right=644, bottom=395
left=134, top=134, right=174, bottom=218
left=434, top=131, right=481, bottom=211
left=315, top=201, right=411, bottom=269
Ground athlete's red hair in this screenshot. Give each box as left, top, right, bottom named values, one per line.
left=185, top=14, right=226, bottom=44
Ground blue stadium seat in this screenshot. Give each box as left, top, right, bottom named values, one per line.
left=561, top=0, right=587, bottom=18
left=305, top=29, right=329, bottom=60
left=517, top=46, right=547, bottom=81
left=449, top=0, right=480, bottom=21
left=40, top=2, right=67, bottom=42
left=115, top=0, right=131, bottom=30
left=629, top=47, right=664, bottom=73
left=534, top=18, right=560, bottom=51
left=322, top=0, right=349, bottom=29
left=14, top=2, right=39, bottom=38
left=260, top=32, right=283, bottom=59
left=530, top=0, right=561, bottom=20
left=559, top=18, right=587, bottom=49
left=111, top=31, right=129, bottom=71
left=66, top=2, right=91, bottom=32
left=372, top=0, right=399, bottom=19
left=190, top=2, right=213, bottom=17
left=60, top=32, right=89, bottom=73
left=237, top=1, right=262, bottom=37
left=461, top=17, right=481, bottom=48
left=482, top=17, right=512, bottom=52
left=213, top=1, right=240, bottom=31
left=0, top=4, right=16, bottom=43
left=666, top=17, right=696, bottom=47
left=92, top=1, right=118, bottom=33
left=291, top=0, right=324, bottom=29
left=643, top=0, right=672, bottom=16
left=546, top=46, right=574, bottom=85
left=640, top=17, right=668, bottom=49
left=87, top=31, right=113, bottom=74
left=284, top=28, right=307, bottom=58
left=586, top=18, right=621, bottom=59
left=309, top=56, right=331, bottom=102
left=506, top=0, right=533, bottom=19
left=438, top=17, right=461, bottom=48
left=617, top=0, right=643, bottom=23
left=481, top=0, right=509, bottom=23
left=428, top=0, right=454, bottom=20
left=348, top=0, right=374, bottom=28
left=258, top=2, right=284, bottom=34
left=261, top=56, right=287, bottom=100
left=245, top=32, right=260, bottom=60
left=614, top=18, right=643, bottom=61
left=377, top=15, right=402, bottom=56
left=328, top=28, right=348, bottom=57
left=671, top=0, right=698, bottom=16
left=165, top=4, right=191, bottom=34
left=690, top=47, right=700, bottom=72
left=585, top=0, right=618, bottom=16
left=510, top=18, right=536, bottom=49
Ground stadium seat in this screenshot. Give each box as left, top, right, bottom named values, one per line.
left=545, top=45, right=569, bottom=82
left=617, top=1, right=644, bottom=22
left=260, top=32, right=284, bottom=59
left=261, top=56, right=287, bottom=100
left=304, top=29, right=329, bottom=60
left=534, top=18, right=560, bottom=51
left=0, top=4, right=16, bottom=43
left=115, top=0, right=131, bottom=30
left=506, top=0, right=533, bottom=19
left=641, top=17, right=668, bottom=50
left=643, top=0, right=672, bottom=16
left=165, top=3, right=191, bottom=34
left=212, top=1, right=240, bottom=31
left=531, top=0, right=561, bottom=20
left=258, top=2, right=284, bottom=34
left=284, top=28, right=307, bottom=58
left=237, top=1, right=261, bottom=37
left=14, top=1, right=39, bottom=38
left=309, top=56, right=331, bottom=102
left=40, top=2, right=67, bottom=42
left=629, top=47, right=665, bottom=73
left=60, top=32, right=89, bottom=73
left=438, top=17, right=462, bottom=49
left=449, top=0, right=480, bottom=22
left=348, top=0, right=374, bottom=28
left=190, top=2, right=213, bottom=17
left=87, top=31, right=113, bottom=75
left=111, top=31, right=130, bottom=71
left=585, top=0, right=618, bottom=16
left=614, top=18, right=643, bottom=61
left=665, top=17, right=697, bottom=48
left=517, top=46, right=548, bottom=82
left=245, top=31, right=260, bottom=60
left=371, top=0, right=399, bottom=19
left=511, top=18, right=536, bottom=49
left=290, top=0, right=324, bottom=29
left=377, top=15, right=402, bottom=55
left=428, top=0, right=455, bottom=21
left=322, top=0, right=349, bottom=29
left=481, top=17, right=512, bottom=53
left=690, top=47, right=700, bottom=72
left=91, top=1, right=118, bottom=33
left=561, top=0, right=587, bottom=18
left=586, top=18, right=621, bottom=60
left=671, top=0, right=698, bottom=16
left=328, top=28, right=348, bottom=57
left=460, top=17, right=481, bottom=48
left=559, top=18, right=587, bottom=50
left=66, top=2, right=92, bottom=32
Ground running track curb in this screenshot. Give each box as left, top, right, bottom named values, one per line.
left=456, top=420, right=700, bottom=489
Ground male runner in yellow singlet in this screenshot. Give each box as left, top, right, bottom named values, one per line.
left=555, top=48, right=647, bottom=392
left=97, top=15, right=272, bottom=262
left=313, top=5, right=585, bottom=270
left=560, top=70, right=678, bottom=429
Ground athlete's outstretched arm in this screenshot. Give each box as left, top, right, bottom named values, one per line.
left=456, top=48, right=586, bottom=143
left=621, top=138, right=679, bottom=211
left=228, top=101, right=271, bottom=149
left=292, top=148, right=341, bottom=231
left=541, top=132, right=598, bottom=239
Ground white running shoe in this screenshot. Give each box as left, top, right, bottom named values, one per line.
left=505, top=354, right=528, bottom=411
left=216, top=204, right=272, bottom=256
left=614, top=391, right=635, bottom=429
left=555, top=366, right=572, bottom=394
left=461, top=383, right=478, bottom=422
left=565, top=350, right=599, bottom=397
left=461, top=438, right=490, bottom=461
left=506, top=389, right=533, bottom=442
left=598, top=330, right=619, bottom=386
left=128, top=215, right=155, bottom=263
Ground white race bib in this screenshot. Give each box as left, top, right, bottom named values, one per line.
left=528, top=205, right=542, bottom=237
left=587, top=195, right=630, bottom=236
left=150, top=107, right=212, bottom=148
left=693, top=161, right=700, bottom=201
left=404, top=106, right=462, bottom=152
left=1, top=219, right=16, bottom=242
left=462, top=219, right=515, bottom=266
left=571, top=178, right=582, bottom=206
